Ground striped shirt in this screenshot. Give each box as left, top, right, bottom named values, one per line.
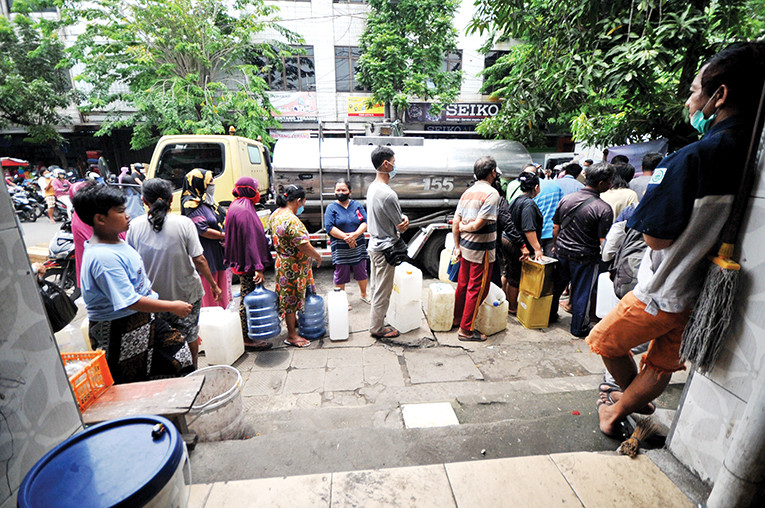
left=455, top=180, right=500, bottom=264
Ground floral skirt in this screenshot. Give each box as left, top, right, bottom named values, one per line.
left=275, top=255, right=315, bottom=316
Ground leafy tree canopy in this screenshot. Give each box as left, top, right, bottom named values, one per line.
left=469, top=0, right=765, bottom=149
left=0, top=0, right=80, bottom=149
left=357, top=0, right=462, bottom=120
left=62, top=0, right=301, bottom=149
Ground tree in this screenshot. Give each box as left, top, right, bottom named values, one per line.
left=357, top=0, right=462, bottom=121
left=468, top=0, right=765, bottom=149
left=62, top=0, right=301, bottom=149
left=0, top=0, right=80, bottom=164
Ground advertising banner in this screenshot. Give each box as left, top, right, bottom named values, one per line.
left=347, top=97, right=385, bottom=117
left=269, top=91, right=318, bottom=122
left=407, top=102, right=501, bottom=123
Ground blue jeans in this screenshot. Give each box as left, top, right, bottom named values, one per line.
left=551, top=256, right=599, bottom=336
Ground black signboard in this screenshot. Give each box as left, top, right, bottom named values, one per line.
left=407, top=102, right=501, bottom=124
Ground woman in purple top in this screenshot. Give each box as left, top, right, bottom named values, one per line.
left=224, top=176, right=273, bottom=350
left=181, top=168, right=231, bottom=309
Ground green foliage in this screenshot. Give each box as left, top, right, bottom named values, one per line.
left=63, top=0, right=301, bottom=149
left=0, top=0, right=80, bottom=146
left=469, top=0, right=765, bottom=148
left=357, top=0, right=462, bottom=120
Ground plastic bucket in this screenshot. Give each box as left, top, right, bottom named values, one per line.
left=185, top=365, right=244, bottom=442
left=18, top=415, right=190, bottom=508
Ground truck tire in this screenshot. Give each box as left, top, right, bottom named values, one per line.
left=418, top=230, right=447, bottom=278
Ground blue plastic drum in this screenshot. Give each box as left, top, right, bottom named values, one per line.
left=18, top=415, right=189, bottom=508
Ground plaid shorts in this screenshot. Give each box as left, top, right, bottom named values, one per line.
left=45, top=195, right=56, bottom=207
left=158, top=298, right=202, bottom=343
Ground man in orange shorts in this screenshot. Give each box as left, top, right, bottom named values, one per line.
left=588, top=41, right=764, bottom=437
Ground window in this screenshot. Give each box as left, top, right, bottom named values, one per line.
left=247, top=145, right=262, bottom=164
left=252, top=46, right=316, bottom=92
left=442, top=51, right=462, bottom=73
left=335, top=46, right=369, bottom=93
left=483, top=50, right=509, bottom=95
left=155, top=143, right=225, bottom=191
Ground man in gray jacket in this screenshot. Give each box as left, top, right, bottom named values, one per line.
left=367, top=146, right=409, bottom=339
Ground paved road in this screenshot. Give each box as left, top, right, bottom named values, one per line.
left=19, top=217, right=63, bottom=248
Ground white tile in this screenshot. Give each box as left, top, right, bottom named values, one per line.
left=401, top=402, right=459, bottom=429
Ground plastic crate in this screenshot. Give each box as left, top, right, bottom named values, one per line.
left=519, top=257, right=557, bottom=297
left=61, top=351, right=114, bottom=412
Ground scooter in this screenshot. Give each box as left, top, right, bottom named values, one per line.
left=12, top=190, right=37, bottom=222
left=43, top=220, right=80, bottom=300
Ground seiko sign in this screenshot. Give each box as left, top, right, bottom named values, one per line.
left=407, top=102, right=501, bottom=124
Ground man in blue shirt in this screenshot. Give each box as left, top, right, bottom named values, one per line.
left=534, top=170, right=564, bottom=256
left=556, top=162, right=585, bottom=196
left=587, top=42, right=764, bottom=437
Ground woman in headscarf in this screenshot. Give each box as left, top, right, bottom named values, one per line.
left=224, top=177, right=273, bottom=350
left=268, top=184, right=322, bottom=348
left=181, top=168, right=231, bottom=309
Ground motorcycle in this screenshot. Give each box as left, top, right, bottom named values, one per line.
left=12, top=190, right=38, bottom=222
left=43, top=220, right=80, bottom=300
left=21, top=183, right=47, bottom=219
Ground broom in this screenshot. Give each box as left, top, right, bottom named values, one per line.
left=618, top=417, right=660, bottom=458
left=680, top=83, right=765, bottom=373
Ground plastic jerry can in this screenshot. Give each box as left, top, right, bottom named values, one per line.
left=517, top=292, right=553, bottom=329
left=55, top=323, right=91, bottom=353
left=79, top=318, right=94, bottom=351
left=327, top=289, right=349, bottom=341
left=298, top=287, right=326, bottom=340
left=426, top=283, right=455, bottom=331
left=482, top=282, right=506, bottom=306
left=197, top=307, right=244, bottom=365
left=386, top=291, right=422, bottom=334
left=475, top=299, right=509, bottom=336
left=391, top=262, right=422, bottom=303
left=438, top=249, right=453, bottom=283
left=596, top=272, right=621, bottom=318
left=243, top=283, right=282, bottom=341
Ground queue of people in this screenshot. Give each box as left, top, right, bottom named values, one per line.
left=67, top=42, right=763, bottom=445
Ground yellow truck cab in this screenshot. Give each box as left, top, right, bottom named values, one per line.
left=147, top=134, right=271, bottom=213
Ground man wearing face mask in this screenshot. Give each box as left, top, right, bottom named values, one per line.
left=367, top=146, right=409, bottom=339
left=453, top=156, right=501, bottom=341
left=588, top=42, right=765, bottom=438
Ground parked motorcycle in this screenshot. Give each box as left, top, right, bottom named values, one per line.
left=43, top=220, right=80, bottom=300
left=12, top=190, right=38, bottom=222
left=21, top=183, right=47, bottom=219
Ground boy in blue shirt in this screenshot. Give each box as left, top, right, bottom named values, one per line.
left=73, top=183, right=194, bottom=383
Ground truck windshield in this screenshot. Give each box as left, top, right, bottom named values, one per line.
left=155, top=143, right=225, bottom=190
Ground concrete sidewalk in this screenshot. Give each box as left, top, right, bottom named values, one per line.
left=188, top=451, right=699, bottom=507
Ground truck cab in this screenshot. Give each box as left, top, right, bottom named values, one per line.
left=147, top=134, right=271, bottom=213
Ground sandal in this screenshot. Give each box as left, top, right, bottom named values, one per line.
left=371, top=326, right=400, bottom=339
left=283, top=338, right=311, bottom=348
left=360, top=296, right=371, bottom=304
left=244, top=340, right=273, bottom=351
left=458, top=330, right=487, bottom=342
left=606, top=390, right=656, bottom=415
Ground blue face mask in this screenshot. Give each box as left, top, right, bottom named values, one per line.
left=689, top=88, right=721, bottom=135
left=390, top=165, right=397, bottom=178
left=296, top=205, right=304, bottom=215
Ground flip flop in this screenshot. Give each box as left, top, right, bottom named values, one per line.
left=606, top=391, right=656, bottom=415
left=360, top=296, right=371, bottom=304
left=371, top=326, right=400, bottom=339
left=458, top=330, right=487, bottom=342
left=283, top=339, right=311, bottom=348
left=598, top=381, right=622, bottom=395
left=597, top=398, right=628, bottom=439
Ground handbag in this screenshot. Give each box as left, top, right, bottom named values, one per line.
left=447, top=249, right=460, bottom=282
left=382, top=237, right=409, bottom=266
left=38, top=279, right=77, bottom=332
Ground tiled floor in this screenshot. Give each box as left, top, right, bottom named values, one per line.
left=188, top=452, right=694, bottom=507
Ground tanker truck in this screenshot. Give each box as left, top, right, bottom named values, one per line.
left=147, top=131, right=532, bottom=277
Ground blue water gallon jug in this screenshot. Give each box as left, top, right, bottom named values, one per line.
left=298, top=286, right=326, bottom=340
left=243, top=283, right=282, bottom=341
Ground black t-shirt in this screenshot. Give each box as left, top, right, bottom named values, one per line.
left=553, top=187, right=613, bottom=262
left=510, top=194, right=543, bottom=251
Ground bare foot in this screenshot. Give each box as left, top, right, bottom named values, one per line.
left=604, top=389, right=656, bottom=415
left=597, top=399, right=624, bottom=438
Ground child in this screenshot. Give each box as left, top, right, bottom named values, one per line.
left=72, top=183, right=194, bottom=384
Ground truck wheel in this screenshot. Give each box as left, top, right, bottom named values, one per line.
left=418, top=231, right=447, bottom=278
